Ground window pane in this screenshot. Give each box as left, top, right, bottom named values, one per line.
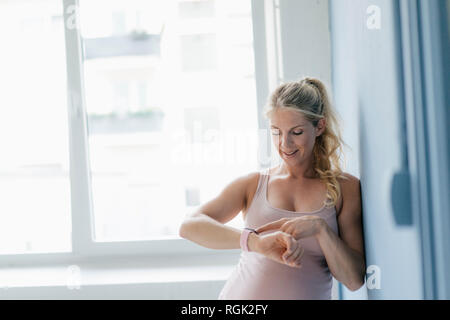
left=79, top=0, right=258, bottom=241
left=180, top=34, right=217, bottom=71
left=0, top=0, right=72, bottom=254
left=178, top=0, right=215, bottom=20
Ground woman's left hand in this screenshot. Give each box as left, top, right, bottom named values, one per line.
left=255, top=216, right=325, bottom=240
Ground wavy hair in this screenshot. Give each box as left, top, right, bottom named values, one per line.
left=263, top=77, right=348, bottom=208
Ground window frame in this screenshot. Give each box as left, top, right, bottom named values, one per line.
left=0, top=0, right=272, bottom=267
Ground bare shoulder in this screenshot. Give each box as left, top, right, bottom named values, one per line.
left=191, top=170, right=261, bottom=224
left=338, top=172, right=360, bottom=187
left=336, top=173, right=361, bottom=216
left=223, top=170, right=259, bottom=199
left=221, top=170, right=261, bottom=210
left=242, top=171, right=262, bottom=212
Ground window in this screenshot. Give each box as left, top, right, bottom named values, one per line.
left=178, top=0, right=215, bottom=20
left=184, top=107, right=220, bottom=143
left=79, top=0, right=257, bottom=242
left=0, top=0, right=258, bottom=258
left=0, top=0, right=72, bottom=254
left=180, top=34, right=217, bottom=72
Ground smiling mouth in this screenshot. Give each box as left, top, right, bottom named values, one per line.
left=282, top=150, right=298, bottom=156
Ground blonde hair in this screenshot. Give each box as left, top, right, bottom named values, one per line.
left=263, top=77, right=348, bottom=208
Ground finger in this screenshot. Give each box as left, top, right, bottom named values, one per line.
left=283, top=223, right=295, bottom=236
left=284, top=244, right=299, bottom=261
left=282, top=234, right=298, bottom=256
left=283, top=240, right=300, bottom=262
left=285, top=249, right=303, bottom=269
left=256, top=219, right=287, bottom=234
left=285, top=245, right=303, bottom=265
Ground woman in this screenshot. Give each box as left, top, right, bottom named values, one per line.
left=179, top=77, right=366, bottom=299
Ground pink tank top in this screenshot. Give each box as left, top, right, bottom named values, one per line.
left=218, top=168, right=339, bottom=300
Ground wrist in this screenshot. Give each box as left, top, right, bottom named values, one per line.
left=315, top=219, right=328, bottom=239
left=247, top=232, right=260, bottom=252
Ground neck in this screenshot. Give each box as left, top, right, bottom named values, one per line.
left=278, top=158, right=317, bottom=180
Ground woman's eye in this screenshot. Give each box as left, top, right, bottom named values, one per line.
left=293, top=131, right=303, bottom=135
left=271, top=131, right=280, bottom=135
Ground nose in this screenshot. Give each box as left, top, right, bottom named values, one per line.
left=279, top=133, right=294, bottom=149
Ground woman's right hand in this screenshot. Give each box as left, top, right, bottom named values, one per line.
left=250, top=231, right=304, bottom=268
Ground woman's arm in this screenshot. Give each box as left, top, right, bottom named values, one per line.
left=315, top=174, right=366, bottom=291
left=179, top=172, right=256, bottom=249
left=181, top=211, right=303, bottom=267
left=180, top=211, right=258, bottom=250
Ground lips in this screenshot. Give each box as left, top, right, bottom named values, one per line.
left=282, top=150, right=298, bottom=157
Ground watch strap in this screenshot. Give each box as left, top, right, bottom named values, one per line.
left=240, top=227, right=258, bottom=252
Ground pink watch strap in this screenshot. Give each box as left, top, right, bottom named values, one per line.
left=240, top=228, right=258, bottom=252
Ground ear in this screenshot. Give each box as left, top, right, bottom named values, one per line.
left=315, top=118, right=326, bottom=137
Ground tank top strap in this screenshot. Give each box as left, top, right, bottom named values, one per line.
left=243, top=169, right=269, bottom=223
left=260, top=167, right=270, bottom=193
left=250, top=168, right=270, bottom=205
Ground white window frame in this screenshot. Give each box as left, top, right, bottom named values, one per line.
left=0, top=0, right=276, bottom=267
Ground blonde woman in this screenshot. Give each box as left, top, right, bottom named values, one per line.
left=179, top=77, right=366, bottom=299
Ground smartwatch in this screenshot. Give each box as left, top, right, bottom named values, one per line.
left=240, top=227, right=259, bottom=252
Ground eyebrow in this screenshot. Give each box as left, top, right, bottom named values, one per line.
left=270, top=125, right=305, bottom=130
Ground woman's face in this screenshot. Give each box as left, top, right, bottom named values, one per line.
left=269, top=108, right=325, bottom=165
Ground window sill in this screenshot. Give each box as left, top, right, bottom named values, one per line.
left=0, top=252, right=240, bottom=299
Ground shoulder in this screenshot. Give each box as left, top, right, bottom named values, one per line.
left=225, top=171, right=260, bottom=195
left=244, top=171, right=261, bottom=190
left=338, top=172, right=360, bottom=188
left=336, top=173, right=361, bottom=216
left=239, top=170, right=265, bottom=212
left=242, top=167, right=275, bottom=188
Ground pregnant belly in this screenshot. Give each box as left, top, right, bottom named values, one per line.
left=218, top=252, right=333, bottom=300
